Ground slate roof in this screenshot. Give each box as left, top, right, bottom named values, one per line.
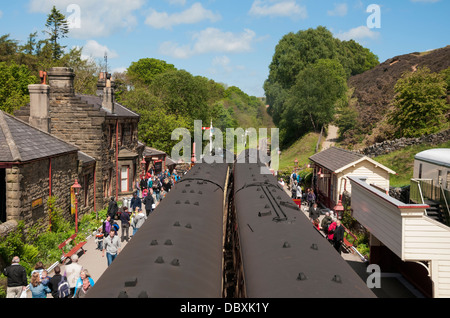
left=309, top=147, right=396, bottom=174
left=0, top=111, right=78, bottom=163
left=144, top=146, right=166, bottom=157
left=309, top=147, right=365, bottom=172
left=77, top=94, right=140, bottom=118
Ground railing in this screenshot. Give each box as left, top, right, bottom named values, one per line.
left=410, top=178, right=450, bottom=226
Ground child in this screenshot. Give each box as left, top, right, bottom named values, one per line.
left=142, top=188, right=148, bottom=199
left=40, top=270, right=50, bottom=287
left=95, top=228, right=104, bottom=250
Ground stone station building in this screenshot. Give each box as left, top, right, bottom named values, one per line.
left=1, top=67, right=144, bottom=234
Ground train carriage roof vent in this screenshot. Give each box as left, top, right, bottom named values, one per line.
left=310, top=243, right=318, bottom=250
left=155, top=256, right=164, bottom=264
left=174, top=221, right=181, bottom=227
left=194, top=202, right=199, bottom=206
left=124, top=277, right=138, bottom=287
left=171, top=259, right=180, bottom=266
left=150, top=240, right=158, bottom=246
left=118, top=291, right=128, bottom=298
left=185, top=200, right=190, bottom=204
left=297, top=273, right=307, bottom=281
left=198, top=191, right=202, bottom=194
left=185, top=223, right=192, bottom=229
left=138, top=291, right=149, bottom=298
left=332, top=275, right=342, bottom=283
left=164, top=239, right=173, bottom=246
left=260, top=195, right=265, bottom=199
left=182, top=190, right=186, bottom=193
left=190, top=189, right=195, bottom=193
left=282, top=241, right=291, bottom=248
left=176, top=200, right=181, bottom=204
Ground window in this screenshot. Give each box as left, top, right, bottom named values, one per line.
left=121, top=166, right=129, bottom=192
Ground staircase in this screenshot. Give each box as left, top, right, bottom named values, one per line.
left=424, top=199, right=445, bottom=224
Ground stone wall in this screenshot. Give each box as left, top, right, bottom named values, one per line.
left=357, top=129, right=450, bottom=158
left=5, top=153, right=77, bottom=232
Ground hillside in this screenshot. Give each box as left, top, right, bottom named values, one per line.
left=344, top=45, right=450, bottom=147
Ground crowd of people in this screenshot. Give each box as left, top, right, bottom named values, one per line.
left=3, top=256, right=94, bottom=298
left=279, top=169, right=346, bottom=255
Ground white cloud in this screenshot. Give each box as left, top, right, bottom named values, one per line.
left=159, top=28, right=257, bottom=59
left=249, top=0, right=307, bottom=19
left=145, top=3, right=221, bottom=29
left=80, top=40, right=118, bottom=60
left=327, top=3, right=348, bottom=16
left=28, top=0, right=145, bottom=38
left=334, top=26, right=380, bottom=41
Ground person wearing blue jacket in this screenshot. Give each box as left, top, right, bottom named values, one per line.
left=73, top=269, right=95, bottom=296
left=29, top=272, right=51, bottom=298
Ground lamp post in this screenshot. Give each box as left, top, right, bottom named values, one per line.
left=71, top=179, right=81, bottom=233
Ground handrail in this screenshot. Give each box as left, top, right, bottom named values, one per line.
left=440, top=185, right=450, bottom=226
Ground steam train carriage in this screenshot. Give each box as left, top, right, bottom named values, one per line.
left=231, top=150, right=375, bottom=298
left=87, top=161, right=230, bottom=298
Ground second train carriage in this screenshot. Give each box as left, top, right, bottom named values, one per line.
left=231, top=150, right=376, bottom=298
left=87, top=161, right=230, bottom=298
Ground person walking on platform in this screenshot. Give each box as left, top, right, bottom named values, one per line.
left=29, top=272, right=51, bottom=298
left=107, top=196, right=118, bottom=220
left=103, top=228, right=121, bottom=266
left=131, top=208, right=147, bottom=236
left=130, top=192, right=142, bottom=212
left=49, top=265, right=64, bottom=298
left=143, top=190, right=155, bottom=216
left=74, top=278, right=91, bottom=298
left=333, top=220, right=345, bottom=254
left=64, top=254, right=83, bottom=297
left=120, top=206, right=131, bottom=242
left=3, top=256, right=27, bottom=298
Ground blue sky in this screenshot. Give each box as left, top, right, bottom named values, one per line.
left=0, top=0, right=449, bottom=97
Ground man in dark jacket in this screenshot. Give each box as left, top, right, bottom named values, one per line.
left=48, top=265, right=64, bottom=298
left=130, top=192, right=142, bottom=212
left=107, top=196, right=118, bottom=220
left=143, top=190, right=155, bottom=216
left=3, top=256, right=27, bottom=298
left=333, top=220, right=345, bottom=254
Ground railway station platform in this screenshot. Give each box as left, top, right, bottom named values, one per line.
left=23, top=189, right=424, bottom=298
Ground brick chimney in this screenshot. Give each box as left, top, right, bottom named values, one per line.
left=47, top=67, right=75, bottom=97
left=28, top=71, right=50, bottom=133
left=101, top=73, right=115, bottom=114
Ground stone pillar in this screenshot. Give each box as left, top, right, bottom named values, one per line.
left=47, top=67, right=75, bottom=97
left=28, top=84, right=50, bottom=133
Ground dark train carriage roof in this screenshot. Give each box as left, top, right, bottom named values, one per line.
left=233, top=161, right=375, bottom=298
left=87, top=162, right=229, bottom=298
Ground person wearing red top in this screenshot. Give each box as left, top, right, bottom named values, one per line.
left=327, top=219, right=337, bottom=245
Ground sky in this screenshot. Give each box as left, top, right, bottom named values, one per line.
left=0, top=0, right=449, bottom=97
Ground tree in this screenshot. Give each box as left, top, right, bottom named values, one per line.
left=280, top=59, right=348, bottom=146
left=44, top=6, right=69, bottom=61
left=264, top=26, right=379, bottom=146
left=388, top=67, right=448, bottom=138
left=0, top=61, right=37, bottom=114
left=127, top=58, right=176, bottom=87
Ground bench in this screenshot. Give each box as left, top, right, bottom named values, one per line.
left=58, top=233, right=87, bottom=262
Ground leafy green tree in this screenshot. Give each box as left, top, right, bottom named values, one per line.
left=389, top=67, right=448, bottom=138
left=264, top=26, right=378, bottom=146
left=280, top=59, right=348, bottom=146
left=44, top=6, right=69, bottom=60
left=0, top=61, right=37, bottom=114
left=127, top=58, right=176, bottom=87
